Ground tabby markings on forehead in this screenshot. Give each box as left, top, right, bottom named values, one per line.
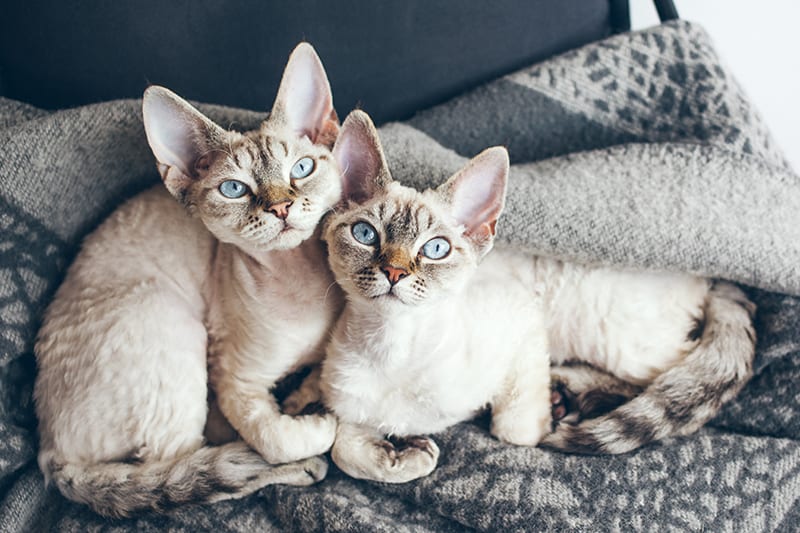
left=259, top=138, right=275, bottom=160
left=231, top=141, right=261, bottom=169
left=382, top=202, right=435, bottom=243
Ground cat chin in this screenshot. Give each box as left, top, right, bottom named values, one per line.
left=246, top=227, right=316, bottom=253
left=261, top=234, right=311, bottom=251
left=361, top=290, right=426, bottom=309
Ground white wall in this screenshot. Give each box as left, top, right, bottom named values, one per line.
left=631, top=0, right=800, bottom=173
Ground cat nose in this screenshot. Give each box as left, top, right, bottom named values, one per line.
left=267, top=201, right=293, bottom=219
left=382, top=265, right=409, bottom=285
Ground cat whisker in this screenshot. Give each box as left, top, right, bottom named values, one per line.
left=322, top=279, right=348, bottom=305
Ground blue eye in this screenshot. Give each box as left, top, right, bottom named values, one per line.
left=421, top=237, right=450, bottom=259
left=290, top=157, right=315, bottom=179
left=352, top=221, right=378, bottom=246
left=219, top=180, right=248, bottom=198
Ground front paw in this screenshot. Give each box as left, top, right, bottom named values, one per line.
left=296, top=455, right=330, bottom=485
left=376, top=435, right=440, bottom=483
left=259, top=412, right=338, bottom=464
left=333, top=434, right=440, bottom=483
left=300, top=412, right=338, bottom=455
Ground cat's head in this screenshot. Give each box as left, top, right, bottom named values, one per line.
left=323, top=110, right=509, bottom=308
left=142, top=43, right=341, bottom=253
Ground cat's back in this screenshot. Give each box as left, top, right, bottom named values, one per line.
left=535, top=257, right=709, bottom=383
left=35, top=185, right=214, bottom=465
left=38, top=184, right=215, bottom=361
left=73, top=185, right=215, bottom=292
left=464, top=247, right=545, bottom=330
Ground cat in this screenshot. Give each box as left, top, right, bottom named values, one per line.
left=316, top=110, right=756, bottom=483
left=33, top=43, right=340, bottom=517
left=199, top=52, right=345, bottom=464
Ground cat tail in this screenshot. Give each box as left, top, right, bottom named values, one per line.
left=46, top=441, right=327, bottom=518
left=541, top=281, right=756, bottom=455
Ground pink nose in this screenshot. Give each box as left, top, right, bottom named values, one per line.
left=382, top=265, right=409, bottom=285
left=268, top=201, right=292, bottom=219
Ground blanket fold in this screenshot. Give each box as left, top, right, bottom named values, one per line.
left=1, top=20, right=798, bottom=531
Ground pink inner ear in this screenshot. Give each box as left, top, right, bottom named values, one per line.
left=336, top=135, right=372, bottom=202
left=143, top=87, right=214, bottom=178
left=284, top=71, right=330, bottom=137
left=333, top=111, right=390, bottom=203
left=452, top=178, right=500, bottom=223
left=449, top=150, right=508, bottom=239
left=276, top=44, right=337, bottom=144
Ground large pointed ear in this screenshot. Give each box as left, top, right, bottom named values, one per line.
left=142, top=85, right=226, bottom=196
left=271, top=42, right=339, bottom=148
left=333, top=110, right=392, bottom=203
left=438, top=147, right=509, bottom=244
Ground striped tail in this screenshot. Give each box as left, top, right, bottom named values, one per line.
left=47, top=441, right=327, bottom=518
left=541, top=282, right=756, bottom=454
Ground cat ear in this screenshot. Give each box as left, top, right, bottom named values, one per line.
left=439, top=147, right=509, bottom=243
left=271, top=42, right=339, bottom=148
left=142, top=85, right=225, bottom=195
left=333, top=110, right=393, bottom=203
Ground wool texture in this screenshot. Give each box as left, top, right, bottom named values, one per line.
left=1, top=21, right=798, bottom=531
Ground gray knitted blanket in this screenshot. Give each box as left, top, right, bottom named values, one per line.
left=2, top=21, right=799, bottom=531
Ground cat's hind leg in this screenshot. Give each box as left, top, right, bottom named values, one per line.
left=542, top=282, right=755, bottom=454
left=550, top=363, right=643, bottom=426
left=331, top=423, right=439, bottom=483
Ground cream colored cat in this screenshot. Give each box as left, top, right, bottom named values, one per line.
left=317, top=111, right=756, bottom=483
left=34, top=43, right=341, bottom=517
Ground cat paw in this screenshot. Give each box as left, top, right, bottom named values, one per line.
left=258, top=412, right=338, bottom=464
left=298, top=455, right=329, bottom=484
left=259, top=455, right=329, bottom=488
left=550, top=376, right=637, bottom=427
left=550, top=382, right=579, bottom=426
left=299, top=412, right=338, bottom=455
left=374, top=436, right=439, bottom=483
left=385, top=436, right=438, bottom=463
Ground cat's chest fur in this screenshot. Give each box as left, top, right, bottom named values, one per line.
left=323, top=251, right=547, bottom=437
left=323, top=310, right=480, bottom=436
left=207, top=238, right=343, bottom=382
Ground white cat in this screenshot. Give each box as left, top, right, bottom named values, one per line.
left=317, top=110, right=756, bottom=483
left=34, top=43, right=341, bottom=517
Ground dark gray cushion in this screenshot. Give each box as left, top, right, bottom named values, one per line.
left=0, top=0, right=619, bottom=123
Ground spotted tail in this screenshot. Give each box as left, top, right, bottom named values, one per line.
left=541, top=282, right=756, bottom=454
left=46, top=441, right=326, bottom=518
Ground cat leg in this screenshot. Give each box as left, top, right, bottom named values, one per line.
left=550, top=363, right=643, bottom=425
left=213, top=372, right=337, bottom=465
left=490, top=346, right=552, bottom=446
left=282, top=365, right=325, bottom=415
left=331, top=422, right=439, bottom=483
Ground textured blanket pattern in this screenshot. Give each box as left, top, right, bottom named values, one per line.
left=1, top=20, right=799, bottom=531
